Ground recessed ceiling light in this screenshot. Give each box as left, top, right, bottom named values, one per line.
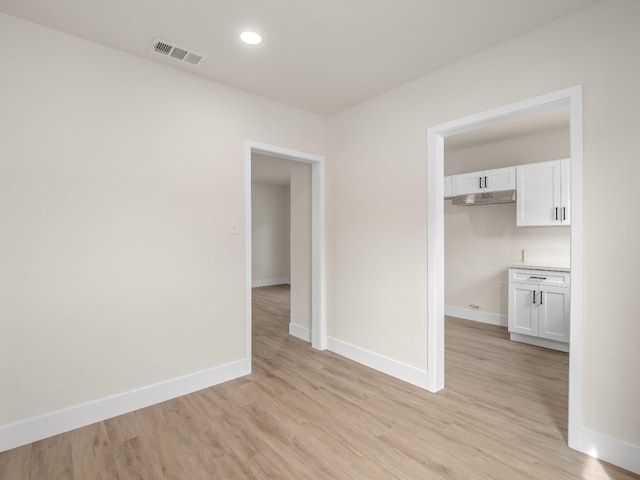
left=240, top=30, right=262, bottom=46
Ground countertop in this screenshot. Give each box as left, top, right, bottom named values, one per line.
left=507, top=261, right=570, bottom=272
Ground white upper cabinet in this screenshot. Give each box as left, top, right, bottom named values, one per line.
left=452, top=166, right=515, bottom=195
left=486, top=167, right=517, bottom=192
left=516, top=159, right=570, bottom=226
left=454, top=170, right=484, bottom=195
left=444, top=175, right=453, bottom=198
left=561, top=158, right=571, bottom=224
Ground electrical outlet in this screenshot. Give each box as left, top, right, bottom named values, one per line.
left=500, top=282, right=508, bottom=293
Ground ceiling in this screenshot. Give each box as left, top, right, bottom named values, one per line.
left=0, top=0, right=599, bottom=116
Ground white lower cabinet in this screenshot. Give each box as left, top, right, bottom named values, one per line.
left=508, top=268, right=570, bottom=352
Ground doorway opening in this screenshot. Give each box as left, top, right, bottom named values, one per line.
left=427, top=86, right=583, bottom=449
left=251, top=154, right=309, bottom=344
left=244, top=141, right=326, bottom=367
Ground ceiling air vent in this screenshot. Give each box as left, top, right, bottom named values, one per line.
left=150, top=38, right=205, bottom=67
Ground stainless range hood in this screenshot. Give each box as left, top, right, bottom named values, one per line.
left=451, top=189, right=516, bottom=206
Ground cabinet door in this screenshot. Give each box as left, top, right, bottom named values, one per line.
left=516, top=160, right=562, bottom=226
left=508, top=283, right=538, bottom=336
left=538, top=286, right=570, bottom=343
left=444, top=175, right=453, bottom=198
left=560, top=158, right=571, bottom=225
left=485, top=166, right=515, bottom=192
left=453, top=170, right=483, bottom=195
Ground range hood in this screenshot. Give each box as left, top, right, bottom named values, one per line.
left=452, top=189, right=516, bottom=206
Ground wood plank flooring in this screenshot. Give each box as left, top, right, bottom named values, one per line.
left=1, top=284, right=637, bottom=479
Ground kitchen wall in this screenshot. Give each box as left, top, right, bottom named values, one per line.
left=251, top=183, right=291, bottom=286
left=0, top=12, right=325, bottom=434
left=327, top=0, right=640, bottom=452
left=445, top=128, right=571, bottom=319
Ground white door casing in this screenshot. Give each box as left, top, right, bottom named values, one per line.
left=427, top=86, right=583, bottom=452
left=245, top=140, right=327, bottom=365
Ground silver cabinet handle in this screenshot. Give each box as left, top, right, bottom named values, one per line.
left=484, top=176, right=488, bottom=188
left=555, top=207, right=559, bottom=220
left=479, top=177, right=482, bottom=189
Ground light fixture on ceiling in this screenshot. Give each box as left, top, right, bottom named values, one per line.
left=239, top=30, right=262, bottom=46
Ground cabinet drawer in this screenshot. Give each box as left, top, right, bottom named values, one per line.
left=509, top=268, right=570, bottom=287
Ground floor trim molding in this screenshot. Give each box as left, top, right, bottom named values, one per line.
left=327, top=337, right=428, bottom=389
left=510, top=332, right=569, bottom=353
left=578, top=427, right=640, bottom=475
left=289, top=323, right=311, bottom=342
left=252, top=278, right=290, bottom=288
left=0, top=359, right=249, bottom=453
left=445, top=305, right=507, bottom=327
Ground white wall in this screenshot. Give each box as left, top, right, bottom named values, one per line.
left=445, top=127, right=570, bottom=174
left=290, top=164, right=312, bottom=332
left=445, top=128, right=571, bottom=317
left=251, top=183, right=290, bottom=285
left=327, top=0, right=640, bottom=451
left=0, top=12, right=325, bottom=435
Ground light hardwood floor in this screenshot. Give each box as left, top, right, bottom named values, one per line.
left=1, top=284, right=637, bottom=479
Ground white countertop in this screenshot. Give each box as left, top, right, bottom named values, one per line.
left=508, top=261, right=570, bottom=272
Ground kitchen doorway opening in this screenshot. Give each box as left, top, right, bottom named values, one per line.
left=427, top=86, right=583, bottom=450
left=244, top=141, right=326, bottom=368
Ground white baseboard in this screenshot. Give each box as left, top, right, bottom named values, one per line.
left=510, top=333, right=569, bottom=352
left=327, top=337, right=428, bottom=389
left=0, top=359, right=250, bottom=453
left=252, top=278, right=290, bottom=288
left=289, top=323, right=311, bottom=342
left=577, top=427, right=640, bottom=475
left=445, top=305, right=507, bottom=327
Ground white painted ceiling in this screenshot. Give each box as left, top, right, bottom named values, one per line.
left=0, top=0, right=599, bottom=115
